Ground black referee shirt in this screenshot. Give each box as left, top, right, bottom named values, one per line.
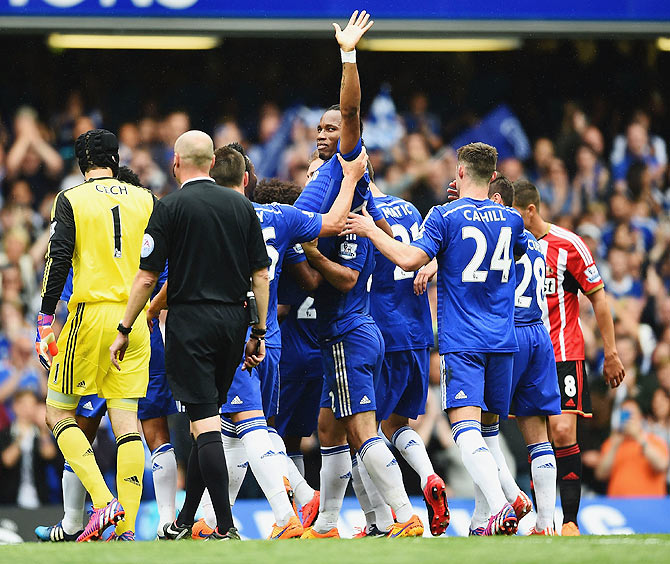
left=140, top=177, right=270, bottom=305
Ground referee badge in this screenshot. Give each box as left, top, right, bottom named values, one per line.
left=141, top=234, right=155, bottom=258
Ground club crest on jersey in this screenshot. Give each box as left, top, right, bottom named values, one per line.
left=584, top=264, right=601, bottom=284
left=339, top=241, right=358, bottom=260
left=140, top=234, right=154, bottom=258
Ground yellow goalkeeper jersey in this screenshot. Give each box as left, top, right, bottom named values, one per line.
left=41, top=176, right=156, bottom=313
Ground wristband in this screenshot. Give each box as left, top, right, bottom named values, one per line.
left=340, top=49, right=356, bottom=64
left=251, top=327, right=267, bottom=336
left=117, top=322, right=132, bottom=336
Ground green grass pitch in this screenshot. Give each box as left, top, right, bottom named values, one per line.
left=2, top=536, right=670, bottom=564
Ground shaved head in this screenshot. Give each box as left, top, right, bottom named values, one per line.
left=174, top=130, right=214, bottom=171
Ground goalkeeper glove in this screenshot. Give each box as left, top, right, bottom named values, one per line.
left=36, top=313, right=58, bottom=370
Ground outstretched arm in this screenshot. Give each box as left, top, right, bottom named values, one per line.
left=334, top=10, right=374, bottom=155
left=343, top=208, right=430, bottom=272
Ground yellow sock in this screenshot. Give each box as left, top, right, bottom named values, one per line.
left=114, top=432, right=144, bottom=534
left=52, top=418, right=113, bottom=509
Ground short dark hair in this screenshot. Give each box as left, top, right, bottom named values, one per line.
left=488, top=173, right=514, bottom=207
left=456, top=142, right=498, bottom=185
left=513, top=179, right=541, bottom=209
left=254, top=178, right=303, bottom=205
left=226, top=142, right=252, bottom=173
left=211, top=147, right=246, bottom=187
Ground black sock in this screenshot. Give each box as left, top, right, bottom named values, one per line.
left=176, top=437, right=205, bottom=526
left=197, top=430, right=233, bottom=532
left=555, top=443, right=581, bottom=524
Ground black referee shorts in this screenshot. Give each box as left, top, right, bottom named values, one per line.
left=165, top=303, right=247, bottom=409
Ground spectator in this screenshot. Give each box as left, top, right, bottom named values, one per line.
left=648, top=387, right=670, bottom=488
left=602, top=247, right=643, bottom=300
left=403, top=92, right=442, bottom=150
left=555, top=102, right=587, bottom=175
left=0, top=389, right=59, bottom=507
left=582, top=125, right=606, bottom=158
left=602, top=193, right=654, bottom=254
left=529, top=137, right=555, bottom=182
left=612, top=122, right=664, bottom=193
left=213, top=120, right=245, bottom=150
left=5, top=107, right=63, bottom=206
left=595, top=397, right=669, bottom=497
left=118, top=122, right=141, bottom=166
left=129, top=147, right=167, bottom=194
left=573, top=143, right=610, bottom=208
left=611, top=109, right=668, bottom=169
left=498, top=157, right=524, bottom=182
left=536, top=157, right=575, bottom=218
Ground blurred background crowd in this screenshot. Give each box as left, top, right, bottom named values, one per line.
left=1, top=37, right=669, bottom=508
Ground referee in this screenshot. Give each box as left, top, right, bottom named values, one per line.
left=110, top=130, right=270, bottom=541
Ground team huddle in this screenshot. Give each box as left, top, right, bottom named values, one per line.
left=33, top=10, right=625, bottom=543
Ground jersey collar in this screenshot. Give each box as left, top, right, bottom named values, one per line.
left=86, top=176, right=115, bottom=182
left=181, top=177, right=216, bottom=189
left=538, top=223, right=552, bottom=240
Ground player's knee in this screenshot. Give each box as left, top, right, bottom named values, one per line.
left=551, top=419, right=575, bottom=445
left=380, top=418, right=402, bottom=441
left=45, top=404, right=64, bottom=431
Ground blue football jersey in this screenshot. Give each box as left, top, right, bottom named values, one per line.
left=411, top=197, right=528, bottom=354
left=514, top=230, right=547, bottom=326
left=294, top=138, right=382, bottom=221
left=313, top=234, right=376, bottom=341
left=277, top=247, right=320, bottom=352
left=370, top=195, right=433, bottom=352
left=253, top=202, right=322, bottom=348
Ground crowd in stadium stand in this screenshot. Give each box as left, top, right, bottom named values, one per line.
left=0, top=89, right=669, bottom=507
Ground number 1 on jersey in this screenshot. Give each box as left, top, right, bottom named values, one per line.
left=111, top=205, right=122, bottom=258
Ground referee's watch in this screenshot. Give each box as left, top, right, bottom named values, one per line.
left=117, top=321, right=132, bottom=336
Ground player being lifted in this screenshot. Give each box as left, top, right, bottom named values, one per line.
left=293, top=10, right=421, bottom=539
left=36, top=130, right=155, bottom=541
left=512, top=180, right=624, bottom=535
left=344, top=143, right=527, bottom=536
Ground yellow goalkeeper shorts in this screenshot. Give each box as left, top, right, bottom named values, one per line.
left=47, top=302, right=150, bottom=400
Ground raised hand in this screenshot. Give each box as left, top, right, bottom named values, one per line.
left=342, top=207, right=376, bottom=238
left=333, top=10, right=374, bottom=52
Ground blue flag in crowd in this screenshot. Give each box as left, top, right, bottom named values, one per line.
left=451, top=104, right=530, bottom=161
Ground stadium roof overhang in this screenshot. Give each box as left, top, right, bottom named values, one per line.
left=2, top=17, right=670, bottom=38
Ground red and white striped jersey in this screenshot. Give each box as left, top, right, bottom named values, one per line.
left=538, top=224, right=604, bottom=362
